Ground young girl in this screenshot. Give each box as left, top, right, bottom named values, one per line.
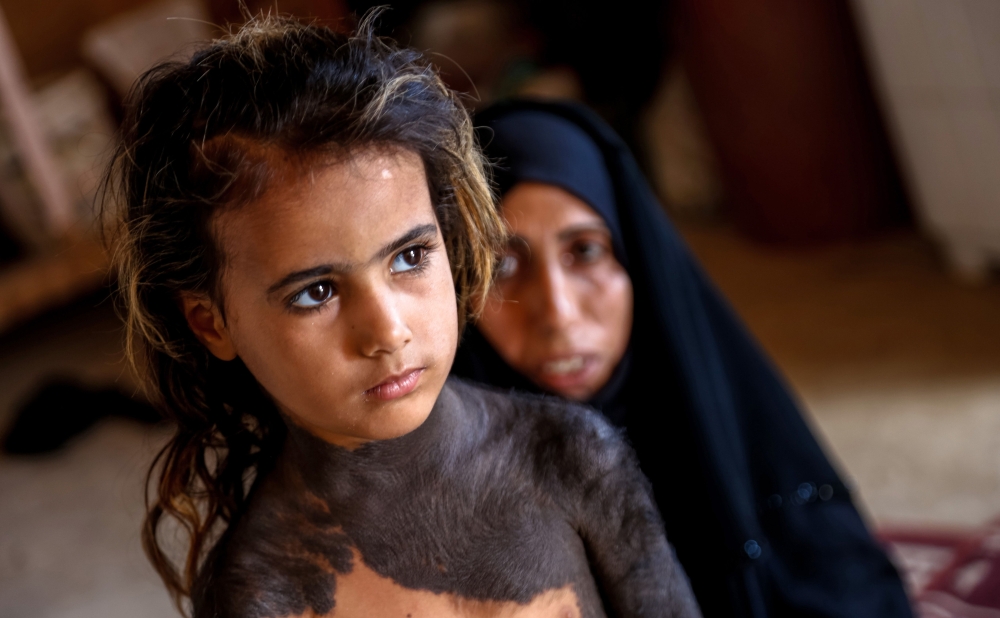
left=109, top=16, right=700, bottom=618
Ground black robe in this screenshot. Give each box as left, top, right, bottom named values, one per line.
left=452, top=100, right=913, bottom=618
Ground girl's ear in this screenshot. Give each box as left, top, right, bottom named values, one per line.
left=180, top=294, right=238, bottom=361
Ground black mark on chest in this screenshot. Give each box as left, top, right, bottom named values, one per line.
left=196, top=381, right=604, bottom=618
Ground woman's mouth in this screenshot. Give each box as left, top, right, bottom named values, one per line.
left=364, top=368, right=424, bottom=401
left=544, top=356, right=586, bottom=375
left=535, top=354, right=599, bottom=393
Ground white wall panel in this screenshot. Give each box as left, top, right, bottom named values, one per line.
left=853, top=0, right=1000, bottom=280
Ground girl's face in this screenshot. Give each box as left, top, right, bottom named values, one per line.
left=184, top=149, right=458, bottom=449
left=477, top=182, right=633, bottom=401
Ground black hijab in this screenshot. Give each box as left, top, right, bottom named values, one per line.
left=452, top=100, right=912, bottom=618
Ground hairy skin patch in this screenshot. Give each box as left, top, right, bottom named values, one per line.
left=193, top=378, right=701, bottom=618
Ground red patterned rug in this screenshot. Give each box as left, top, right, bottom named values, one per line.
left=882, top=518, right=1000, bottom=617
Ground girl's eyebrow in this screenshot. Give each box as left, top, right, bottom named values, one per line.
left=266, top=223, right=439, bottom=295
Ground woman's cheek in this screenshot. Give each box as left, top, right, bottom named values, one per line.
left=606, top=272, right=634, bottom=352
left=481, top=294, right=526, bottom=362
left=585, top=267, right=631, bottom=333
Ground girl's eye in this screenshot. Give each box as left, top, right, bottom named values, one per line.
left=497, top=253, right=519, bottom=280
left=290, top=281, right=334, bottom=308
left=391, top=246, right=425, bottom=273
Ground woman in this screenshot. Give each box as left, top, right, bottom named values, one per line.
left=453, top=100, right=912, bottom=617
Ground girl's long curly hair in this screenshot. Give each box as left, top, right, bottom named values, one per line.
left=104, top=13, right=504, bottom=613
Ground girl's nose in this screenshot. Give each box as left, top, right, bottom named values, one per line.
left=351, top=285, right=412, bottom=357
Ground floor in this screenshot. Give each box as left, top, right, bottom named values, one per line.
left=681, top=224, right=1000, bottom=528
left=0, top=296, right=177, bottom=617
left=1, top=224, right=998, bottom=616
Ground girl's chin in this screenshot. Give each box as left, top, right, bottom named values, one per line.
left=320, top=408, right=433, bottom=448
left=290, top=383, right=442, bottom=448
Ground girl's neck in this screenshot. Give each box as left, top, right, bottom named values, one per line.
left=278, top=380, right=467, bottom=498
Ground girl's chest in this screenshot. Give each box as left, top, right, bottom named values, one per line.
left=336, top=471, right=593, bottom=606
left=329, top=546, right=586, bottom=618
left=295, top=461, right=607, bottom=617
left=233, top=438, right=609, bottom=618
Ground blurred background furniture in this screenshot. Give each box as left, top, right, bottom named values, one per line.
left=0, top=0, right=215, bottom=336
left=852, top=0, right=1000, bottom=282
left=0, top=0, right=353, bottom=337
left=0, top=2, right=114, bottom=333
left=673, top=0, right=909, bottom=243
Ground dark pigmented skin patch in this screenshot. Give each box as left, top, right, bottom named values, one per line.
left=193, top=378, right=702, bottom=618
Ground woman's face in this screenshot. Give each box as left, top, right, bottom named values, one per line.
left=477, top=182, right=633, bottom=401
left=184, top=148, right=458, bottom=449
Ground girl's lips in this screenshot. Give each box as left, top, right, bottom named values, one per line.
left=364, top=368, right=424, bottom=401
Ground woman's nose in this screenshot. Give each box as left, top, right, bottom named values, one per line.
left=351, top=285, right=412, bottom=357
left=530, top=259, right=580, bottom=330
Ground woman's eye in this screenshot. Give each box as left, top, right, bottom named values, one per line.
left=572, top=241, right=606, bottom=264
left=497, top=253, right=519, bottom=279
left=391, top=246, right=425, bottom=273
left=290, top=281, right=334, bottom=308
